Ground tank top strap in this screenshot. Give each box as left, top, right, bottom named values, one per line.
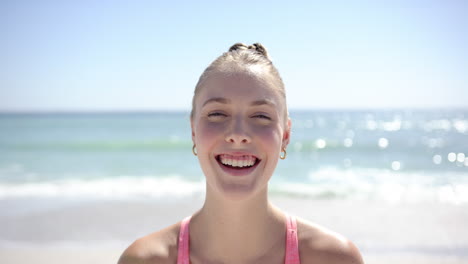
left=177, top=216, right=191, bottom=264
left=177, top=214, right=300, bottom=264
left=285, top=214, right=301, bottom=264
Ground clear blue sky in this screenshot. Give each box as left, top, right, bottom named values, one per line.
left=1, top=0, right=467, bottom=111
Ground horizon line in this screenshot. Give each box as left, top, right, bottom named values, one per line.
left=1, top=107, right=467, bottom=115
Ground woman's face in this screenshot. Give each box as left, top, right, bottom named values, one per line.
left=191, top=70, right=291, bottom=200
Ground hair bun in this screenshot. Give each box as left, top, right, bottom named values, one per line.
left=249, top=43, right=269, bottom=58
left=228, top=43, right=248, bottom=52
left=228, top=42, right=270, bottom=59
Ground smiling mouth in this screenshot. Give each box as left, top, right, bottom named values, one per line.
left=215, top=154, right=261, bottom=170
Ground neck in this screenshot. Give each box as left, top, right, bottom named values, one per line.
left=190, top=187, right=286, bottom=263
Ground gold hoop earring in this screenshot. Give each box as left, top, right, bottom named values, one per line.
left=192, top=144, right=197, bottom=156
left=280, top=148, right=287, bottom=160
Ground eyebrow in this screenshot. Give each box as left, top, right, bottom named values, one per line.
left=202, top=97, right=231, bottom=107
left=202, top=97, right=276, bottom=108
left=250, top=98, right=276, bottom=107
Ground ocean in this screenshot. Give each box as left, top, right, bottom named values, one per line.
left=0, top=109, right=467, bottom=205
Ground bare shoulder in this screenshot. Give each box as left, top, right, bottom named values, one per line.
left=118, top=222, right=181, bottom=264
left=296, top=217, right=364, bottom=264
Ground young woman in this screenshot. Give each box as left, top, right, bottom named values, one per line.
left=119, top=43, right=364, bottom=264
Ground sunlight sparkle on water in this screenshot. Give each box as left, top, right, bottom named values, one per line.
left=315, top=139, right=327, bottom=149
left=448, top=152, right=457, bottom=162
left=343, top=138, right=353, bottom=148
left=423, top=119, right=452, bottom=132
left=425, top=137, right=444, bottom=148
left=453, top=119, right=468, bottom=134
left=366, top=120, right=377, bottom=130
left=378, top=138, right=389, bottom=149
left=382, top=119, right=401, bottom=131
left=391, top=161, right=401, bottom=171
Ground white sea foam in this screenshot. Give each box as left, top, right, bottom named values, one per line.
left=1, top=168, right=468, bottom=204
left=0, top=176, right=205, bottom=200
left=271, top=167, right=468, bottom=204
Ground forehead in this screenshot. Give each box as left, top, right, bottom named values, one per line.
left=197, top=71, right=282, bottom=104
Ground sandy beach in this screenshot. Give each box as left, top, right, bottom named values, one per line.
left=1, top=197, right=467, bottom=264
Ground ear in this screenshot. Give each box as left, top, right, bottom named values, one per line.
left=282, top=118, right=291, bottom=149
left=190, top=118, right=196, bottom=144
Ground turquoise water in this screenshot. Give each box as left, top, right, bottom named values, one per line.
left=0, top=110, right=467, bottom=203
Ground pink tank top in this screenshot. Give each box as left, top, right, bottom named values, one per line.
left=176, top=214, right=300, bottom=264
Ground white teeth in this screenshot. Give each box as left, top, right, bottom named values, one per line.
left=219, top=154, right=256, bottom=168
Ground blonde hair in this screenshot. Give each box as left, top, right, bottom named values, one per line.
left=190, top=43, right=287, bottom=119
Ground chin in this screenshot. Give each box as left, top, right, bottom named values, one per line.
left=212, top=181, right=267, bottom=201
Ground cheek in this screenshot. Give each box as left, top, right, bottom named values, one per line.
left=253, top=125, right=283, bottom=148
left=195, top=122, right=224, bottom=146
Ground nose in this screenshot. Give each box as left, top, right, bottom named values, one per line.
left=225, top=117, right=251, bottom=144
